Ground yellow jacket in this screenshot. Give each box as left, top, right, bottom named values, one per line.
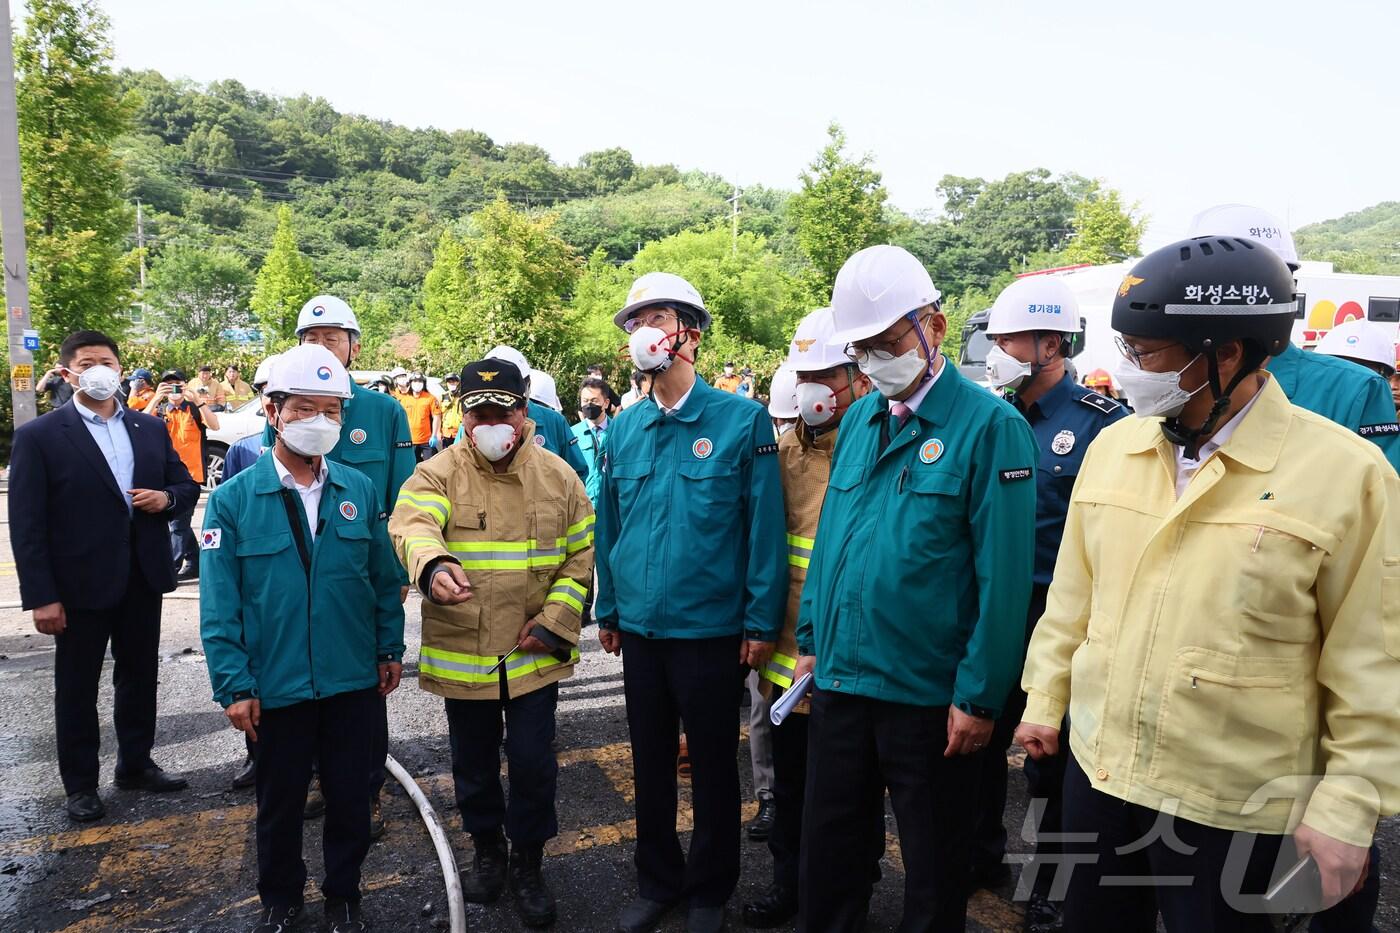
left=388, top=421, right=595, bottom=701
left=759, top=424, right=837, bottom=692
left=1022, top=377, right=1400, bottom=847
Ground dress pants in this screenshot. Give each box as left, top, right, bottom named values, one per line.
left=800, top=689, right=980, bottom=933
left=369, top=693, right=388, bottom=799
left=621, top=631, right=745, bottom=908
left=767, top=692, right=810, bottom=894
left=445, top=682, right=560, bottom=845
left=1060, top=751, right=1292, bottom=933
left=53, top=551, right=163, bottom=795
left=748, top=671, right=776, bottom=796
left=255, top=687, right=376, bottom=910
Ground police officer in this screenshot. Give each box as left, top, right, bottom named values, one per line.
left=795, top=245, right=1038, bottom=932
left=261, top=294, right=416, bottom=834
left=390, top=359, right=594, bottom=928
left=594, top=271, right=787, bottom=933
left=973, top=276, right=1126, bottom=929
left=200, top=345, right=406, bottom=933
left=1017, top=237, right=1400, bottom=932
left=1188, top=204, right=1400, bottom=472
left=454, top=345, right=589, bottom=482
left=743, top=307, right=874, bottom=929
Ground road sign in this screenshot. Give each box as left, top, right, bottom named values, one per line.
left=22, top=327, right=37, bottom=351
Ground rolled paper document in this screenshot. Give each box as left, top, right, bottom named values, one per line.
left=770, top=672, right=814, bottom=726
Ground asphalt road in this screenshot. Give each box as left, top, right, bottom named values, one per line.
left=0, top=491, right=1394, bottom=932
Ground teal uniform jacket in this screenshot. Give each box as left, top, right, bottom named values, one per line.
left=796, top=358, right=1038, bottom=714
left=569, top=417, right=608, bottom=504
left=594, top=377, right=787, bottom=641
left=458, top=400, right=589, bottom=481
left=198, top=455, right=406, bottom=709
left=1268, top=343, right=1400, bottom=473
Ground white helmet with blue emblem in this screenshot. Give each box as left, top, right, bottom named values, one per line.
left=264, top=344, right=353, bottom=399
left=1316, top=318, right=1397, bottom=377
left=296, top=294, right=361, bottom=338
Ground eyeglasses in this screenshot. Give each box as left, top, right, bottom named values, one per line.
left=844, top=315, right=922, bottom=364
left=1114, top=335, right=1181, bottom=367
left=622, top=308, right=682, bottom=335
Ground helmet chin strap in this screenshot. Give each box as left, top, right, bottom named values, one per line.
left=1160, top=345, right=1256, bottom=459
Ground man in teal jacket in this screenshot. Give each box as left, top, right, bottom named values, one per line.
left=254, top=295, right=415, bottom=829
left=594, top=271, right=787, bottom=933
left=201, top=345, right=405, bottom=933
left=794, top=246, right=1037, bottom=932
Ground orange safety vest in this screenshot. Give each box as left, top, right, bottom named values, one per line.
left=163, top=404, right=206, bottom=484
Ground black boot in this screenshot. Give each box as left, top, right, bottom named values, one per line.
left=742, top=883, right=797, bottom=928
left=461, top=831, right=509, bottom=904
left=508, top=844, right=557, bottom=928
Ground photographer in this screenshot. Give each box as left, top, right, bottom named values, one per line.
left=152, top=370, right=219, bottom=580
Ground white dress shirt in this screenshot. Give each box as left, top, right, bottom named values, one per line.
left=272, top=453, right=329, bottom=541
left=1173, top=386, right=1265, bottom=498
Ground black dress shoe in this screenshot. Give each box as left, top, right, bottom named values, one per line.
left=325, top=897, right=366, bottom=933
left=65, top=791, right=105, bottom=822
left=746, top=794, right=776, bottom=841
left=232, top=755, right=257, bottom=790
left=176, top=564, right=199, bottom=581
left=616, top=897, right=676, bottom=933
left=742, top=884, right=796, bottom=928
left=114, top=765, right=188, bottom=793
left=687, top=904, right=726, bottom=933
left=249, top=902, right=301, bottom=933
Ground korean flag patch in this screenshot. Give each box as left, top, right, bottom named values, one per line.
left=200, top=528, right=222, bottom=550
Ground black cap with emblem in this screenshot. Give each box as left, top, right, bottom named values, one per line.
left=458, top=359, right=527, bottom=410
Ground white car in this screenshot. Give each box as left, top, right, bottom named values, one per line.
left=203, top=396, right=267, bottom=488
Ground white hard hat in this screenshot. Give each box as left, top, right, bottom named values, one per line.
left=1186, top=204, right=1299, bottom=268
left=786, top=307, right=850, bottom=373
left=252, top=353, right=280, bottom=392
left=265, top=344, right=353, bottom=399
left=529, top=369, right=563, bottom=411
left=614, top=271, right=712, bottom=331
left=486, top=345, right=532, bottom=380
left=986, top=277, right=1081, bottom=336
left=295, top=295, right=361, bottom=337
left=767, top=365, right=800, bottom=419
left=389, top=367, right=408, bottom=379
left=830, top=246, right=941, bottom=346
left=1316, top=319, right=1397, bottom=376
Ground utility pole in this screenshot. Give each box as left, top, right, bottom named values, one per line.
left=135, top=198, right=147, bottom=331
left=0, top=0, right=37, bottom=428
left=727, top=183, right=742, bottom=255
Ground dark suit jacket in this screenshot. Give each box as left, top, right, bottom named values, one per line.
left=9, top=401, right=200, bottom=611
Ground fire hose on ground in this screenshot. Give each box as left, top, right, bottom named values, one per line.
left=385, top=753, right=467, bottom=933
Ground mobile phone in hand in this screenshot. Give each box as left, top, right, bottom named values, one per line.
left=1263, top=855, right=1323, bottom=928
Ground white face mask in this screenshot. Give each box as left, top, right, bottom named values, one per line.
left=1114, top=354, right=1205, bottom=418
left=628, top=325, right=681, bottom=373
left=471, top=423, right=518, bottom=462
left=279, top=412, right=342, bottom=457
left=796, top=381, right=840, bottom=427
left=984, top=345, right=1033, bottom=391
left=858, top=346, right=929, bottom=398
left=76, top=364, right=121, bottom=402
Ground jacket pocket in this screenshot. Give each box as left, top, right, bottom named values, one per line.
left=1383, top=571, right=1400, bottom=661
left=1228, top=518, right=1329, bottom=627
left=1148, top=648, right=1306, bottom=805
left=529, top=498, right=566, bottom=582
left=339, top=444, right=386, bottom=468
left=1067, top=625, right=1112, bottom=756
left=899, top=469, right=966, bottom=562
left=609, top=460, right=650, bottom=516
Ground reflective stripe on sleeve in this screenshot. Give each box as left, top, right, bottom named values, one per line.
left=396, top=491, right=451, bottom=526
left=442, top=538, right=567, bottom=570
left=545, top=578, right=588, bottom=613
left=786, top=533, right=814, bottom=570
left=566, top=515, right=596, bottom=554
left=759, top=651, right=797, bottom=689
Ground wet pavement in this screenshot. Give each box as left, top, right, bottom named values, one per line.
left=0, top=491, right=1395, bottom=932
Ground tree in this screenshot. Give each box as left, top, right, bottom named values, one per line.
left=15, top=0, right=135, bottom=344
left=250, top=206, right=317, bottom=340
left=419, top=197, right=580, bottom=364
left=1063, top=183, right=1146, bottom=265
left=145, top=245, right=253, bottom=341
left=787, top=122, right=889, bottom=298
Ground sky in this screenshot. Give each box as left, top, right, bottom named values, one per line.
left=83, top=0, right=1400, bottom=250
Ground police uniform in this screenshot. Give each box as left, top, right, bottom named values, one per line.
left=971, top=373, right=1127, bottom=890
left=796, top=358, right=1038, bottom=931
left=199, top=455, right=405, bottom=916
left=1269, top=342, right=1400, bottom=472
left=594, top=376, right=787, bottom=912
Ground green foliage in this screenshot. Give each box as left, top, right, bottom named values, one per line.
left=788, top=123, right=889, bottom=300
left=551, top=184, right=730, bottom=261
left=15, top=0, right=135, bottom=350
left=249, top=206, right=316, bottom=339
left=145, top=244, right=253, bottom=341
left=1064, top=183, right=1146, bottom=265
left=419, top=197, right=581, bottom=367
left=1295, top=202, right=1400, bottom=274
